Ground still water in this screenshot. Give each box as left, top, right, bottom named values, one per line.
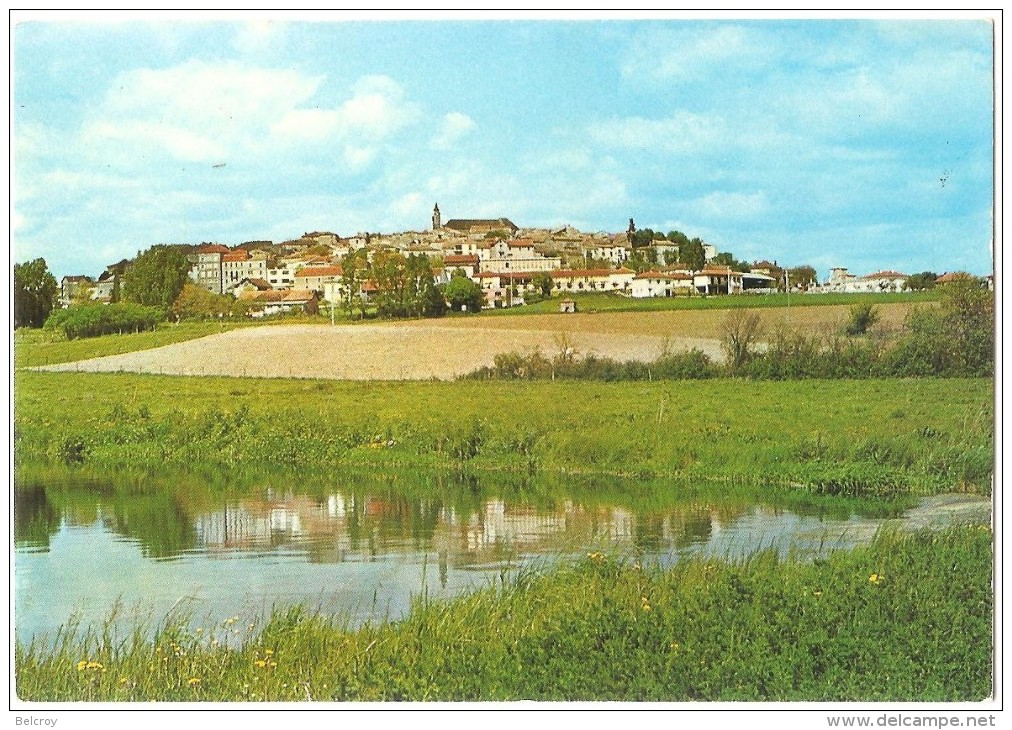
left=14, top=464, right=988, bottom=646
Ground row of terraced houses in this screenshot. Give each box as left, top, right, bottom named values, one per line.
left=59, top=204, right=979, bottom=312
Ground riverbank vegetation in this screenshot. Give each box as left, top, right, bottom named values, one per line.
left=13, top=373, right=993, bottom=496
left=469, top=279, right=993, bottom=381
left=15, top=525, right=991, bottom=702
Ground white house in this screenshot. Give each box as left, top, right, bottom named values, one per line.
left=552, top=268, right=636, bottom=294
left=630, top=271, right=694, bottom=298
left=823, top=268, right=908, bottom=293
left=294, top=265, right=344, bottom=297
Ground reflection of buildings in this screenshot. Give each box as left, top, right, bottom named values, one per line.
left=188, top=490, right=726, bottom=567
left=21, top=480, right=735, bottom=565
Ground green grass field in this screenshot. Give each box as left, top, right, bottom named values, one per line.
left=13, top=371, right=993, bottom=495
left=491, top=290, right=939, bottom=316
left=15, top=525, right=991, bottom=702
left=12, top=321, right=257, bottom=369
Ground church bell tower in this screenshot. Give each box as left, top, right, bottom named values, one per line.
left=432, top=203, right=441, bottom=230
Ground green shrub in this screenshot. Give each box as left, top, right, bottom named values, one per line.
left=845, top=303, right=880, bottom=336
left=45, top=303, right=165, bottom=340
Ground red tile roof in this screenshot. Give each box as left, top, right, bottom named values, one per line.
left=936, top=271, right=974, bottom=283
left=222, top=251, right=249, bottom=262
left=198, top=244, right=231, bottom=254
left=444, top=255, right=480, bottom=265
left=635, top=270, right=693, bottom=280
left=552, top=269, right=629, bottom=279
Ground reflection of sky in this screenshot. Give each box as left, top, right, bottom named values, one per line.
left=13, top=491, right=986, bottom=646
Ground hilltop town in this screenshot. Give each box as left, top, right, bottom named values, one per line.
left=56, top=204, right=977, bottom=316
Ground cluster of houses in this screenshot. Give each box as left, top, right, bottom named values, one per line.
left=58, top=204, right=986, bottom=314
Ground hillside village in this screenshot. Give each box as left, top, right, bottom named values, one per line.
left=57, top=204, right=986, bottom=315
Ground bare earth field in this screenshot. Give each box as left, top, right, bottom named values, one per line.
left=34, top=303, right=917, bottom=381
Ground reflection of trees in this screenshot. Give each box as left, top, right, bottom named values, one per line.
left=633, top=510, right=714, bottom=552
left=108, top=494, right=197, bottom=559
left=13, top=487, right=60, bottom=550
left=15, top=463, right=797, bottom=566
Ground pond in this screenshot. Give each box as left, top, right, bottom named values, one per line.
left=13, top=463, right=990, bottom=647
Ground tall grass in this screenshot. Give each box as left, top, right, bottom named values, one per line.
left=483, top=291, right=939, bottom=317
left=13, top=372, right=994, bottom=494
left=15, top=525, right=992, bottom=702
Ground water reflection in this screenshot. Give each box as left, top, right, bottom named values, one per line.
left=15, top=463, right=965, bottom=646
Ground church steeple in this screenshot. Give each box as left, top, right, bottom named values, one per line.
left=432, top=203, right=441, bottom=230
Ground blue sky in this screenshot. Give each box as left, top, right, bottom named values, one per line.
left=12, top=14, right=996, bottom=281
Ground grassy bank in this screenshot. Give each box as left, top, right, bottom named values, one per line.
left=15, top=525, right=992, bottom=702
left=13, top=321, right=256, bottom=368
left=13, top=372, right=993, bottom=495
left=491, top=291, right=939, bottom=316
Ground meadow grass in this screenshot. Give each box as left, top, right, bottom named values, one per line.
left=13, top=372, right=993, bottom=495
left=13, top=321, right=254, bottom=368
left=489, top=291, right=939, bottom=316
left=15, top=524, right=992, bottom=702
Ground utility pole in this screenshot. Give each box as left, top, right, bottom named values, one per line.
left=785, top=269, right=790, bottom=326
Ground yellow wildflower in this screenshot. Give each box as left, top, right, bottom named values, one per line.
left=76, top=660, right=88, bottom=671
left=869, top=573, right=884, bottom=584
left=188, top=678, right=201, bottom=686
left=255, top=659, right=267, bottom=668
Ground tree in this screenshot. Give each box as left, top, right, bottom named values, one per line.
left=711, top=252, right=751, bottom=273
left=666, top=230, right=690, bottom=246
left=904, top=271, right=938, bottom=291
left=787, top=265, right=818, bottom=290
left=14, top=258, right=59, bottom=328
left=631, top=228, right=655, bottom=248
left=171, top=282, right=238, bottom=320
left=408, top=254, right=444, bottom=317
left=679, top=238, right=706, bottom=271
left=845, top=303, right=880, bottom=336
left=721, top=309, right=763, bottom=371
left=443, top=271, right=484, bottom=312
left=341, top=249, right=369, bottom=319
left=938, top=276, right=994, bottom=375
left=532, top=271, right=554, bottom=299
left=122, top=245, right=191, bottom=310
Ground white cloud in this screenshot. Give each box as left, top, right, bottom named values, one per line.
left=622, top=24, right=778, bottom=83
left=81, top=61, right=323, bottom=164
left=589, top=112, right=726, bottom=154
left=431, top=112, right=475, bottom=149
left=231, top=20, right=287, bottom=55
left=688, top=191, right=766, bottom=220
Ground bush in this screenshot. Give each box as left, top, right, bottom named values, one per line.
left=44, top=303, right=165, bottom=340
left=721, top=309, right=762, bottom=371
left=845, top=303, right=879, bottom=336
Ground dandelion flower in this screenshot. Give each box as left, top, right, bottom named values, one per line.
left=869, top=573, right=884, bottom=584
left=76, top=660, right=88, bottom=671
